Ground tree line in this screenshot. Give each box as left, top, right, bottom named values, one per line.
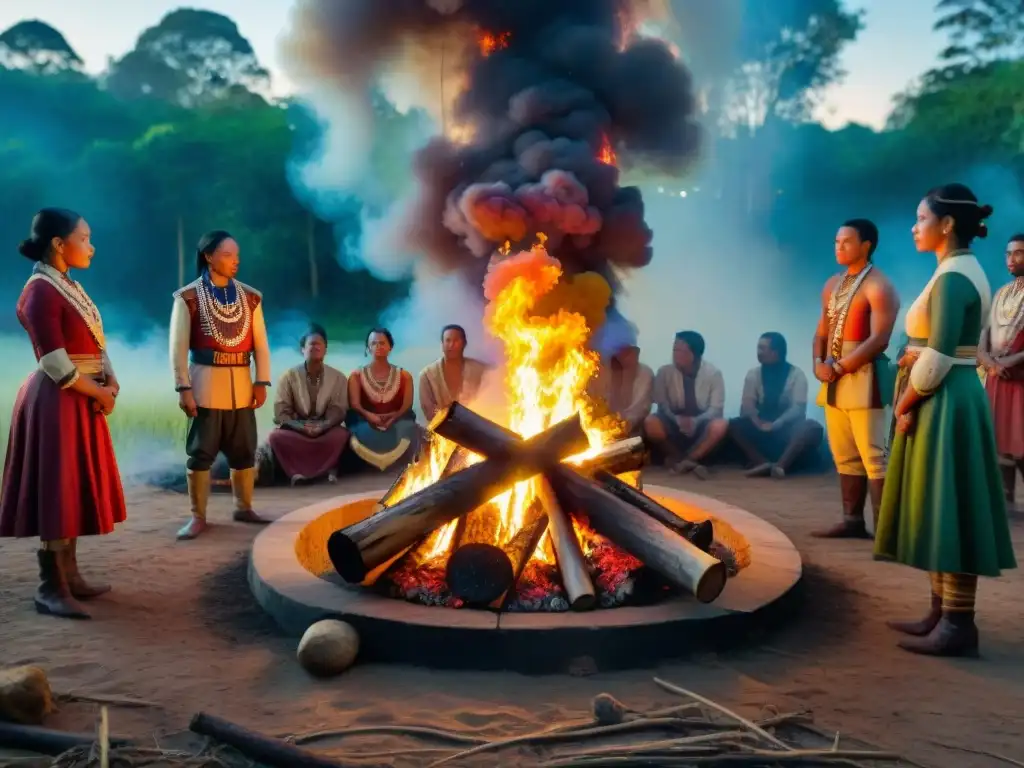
left=0, top=2, right=1021, bottom=339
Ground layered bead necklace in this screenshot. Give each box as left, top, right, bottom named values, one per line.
left=196, top=274, right=251, bottom=348
left=33, top=263, right=105, bottom=349
left=360, top=364, right=401, bottom=404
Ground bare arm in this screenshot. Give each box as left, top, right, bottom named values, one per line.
left=836, top=274, right=900, bottom=374
left=812, top=277, right=836, bottom=363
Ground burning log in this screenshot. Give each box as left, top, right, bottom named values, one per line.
left=536, top=477, right=596, bottom=611
left=446, top=498, right=549, bottom=609
left=445, top=543, right=514, bottom=606
left=573, top=436, right=648, bottom=477
left=595, top=470, right=714, bottom=552
left=327, top=413, right=588, bottom=583
left=431, top=403, right=713, bottom=553
left=490, top=503, right=549, bottom=610
left=547, top=469, right=727, bottom=603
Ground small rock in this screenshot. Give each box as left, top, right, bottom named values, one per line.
left=0, top=665, right=53, bottom=725
left=297, top=620, right=360, bottom=678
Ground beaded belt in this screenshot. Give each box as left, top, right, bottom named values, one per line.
left=190, top=349, right=252, bottom=367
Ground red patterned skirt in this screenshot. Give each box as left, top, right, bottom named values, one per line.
left=0, top=371, right=127, bottom=540
left=985, top=374, right=1024, bottom=459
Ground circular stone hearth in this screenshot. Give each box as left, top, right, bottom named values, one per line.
left=248, top=485, right=803, bottom=673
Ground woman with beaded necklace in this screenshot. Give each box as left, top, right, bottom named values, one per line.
left=0, top=208, right=126, bottom=620
left=346, top=328, right=418, bottom=470
left=875, top=183, right=1016, bottom=657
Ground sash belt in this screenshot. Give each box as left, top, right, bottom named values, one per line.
left=190, top=349, right=252, bottom=367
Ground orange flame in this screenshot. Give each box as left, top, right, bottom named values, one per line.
left=478, top=29, right=511, bottom=57
left=598, top=134, right=617, bottom=166
left=389, top=237, right=622, bottom=566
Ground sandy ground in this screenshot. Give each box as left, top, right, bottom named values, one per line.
left=1, top=467, right=1023, bottom=767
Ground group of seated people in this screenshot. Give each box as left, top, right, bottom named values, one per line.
left=254, top=320, right=826, bottom=486
left=255, top=323, right=485, bottom=484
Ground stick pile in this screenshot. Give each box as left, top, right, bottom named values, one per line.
left=3, top=677, right=908, bottom=768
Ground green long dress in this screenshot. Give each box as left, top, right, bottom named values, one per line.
left=875, top=257, right=1017, bottom=576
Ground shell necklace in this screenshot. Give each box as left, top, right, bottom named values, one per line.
left=196, top=276, right=251, bottom=348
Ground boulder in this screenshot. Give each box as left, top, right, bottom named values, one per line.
left=0, top=666, right=53, bottom=725
left=296, top=620, right=359, bottom=678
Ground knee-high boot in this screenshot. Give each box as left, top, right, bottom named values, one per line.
left=177, top=469, right=210, bottom=540
left=231, top=467, right=268, bottom=524
left=812, top=474, right=871, bottom=538
left=34, top=545, right=90, bottom=619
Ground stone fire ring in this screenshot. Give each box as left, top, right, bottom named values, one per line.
left=248, top=485, right=803, bottom=673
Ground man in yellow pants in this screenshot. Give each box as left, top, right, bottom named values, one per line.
left=812, top=219, right=900, bottom=538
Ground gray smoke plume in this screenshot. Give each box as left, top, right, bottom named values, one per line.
left=282, top=0, right=704, bottom=294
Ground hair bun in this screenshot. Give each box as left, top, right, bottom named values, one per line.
left=980, top=203, right=994, bottom=218
left=17, top=238, right=43, bottom=261
left=977, top=221, right=989, bottom=239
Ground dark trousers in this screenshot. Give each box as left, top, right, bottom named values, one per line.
left=186, top=407, right=258, bottom=472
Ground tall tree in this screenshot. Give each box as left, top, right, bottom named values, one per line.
left=724, top=0, right=864, bottom=134
left=104, top=9, right=270, bottom=107
left=0, top=20, right=84, bottom=75
left=933, top=0, right=1024, bottom=69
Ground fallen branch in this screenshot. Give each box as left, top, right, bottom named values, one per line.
left=56, top=690, right=160, bottom=709
left=190, top=712, right=354, bottom=768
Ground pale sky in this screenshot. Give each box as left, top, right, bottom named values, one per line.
left=0, top=0, right=944, bottom=130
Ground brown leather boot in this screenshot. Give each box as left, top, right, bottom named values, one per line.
left=231, top=467, right=269, bottom=524
left=812, top=474, right=871, bottom=538
left=897, top=611, right=979, bottom=657
left=63, top=539, right=110, bottom=600
left=34, top=550, right=90, bottom=619
left=887, top=592, right=941, bottom=636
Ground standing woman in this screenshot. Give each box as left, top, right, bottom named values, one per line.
left=0, top=208, right=125, bottom=619
left=876, top=183, right=1016, bottom=656
left=347, top=328, right=418, bottom=471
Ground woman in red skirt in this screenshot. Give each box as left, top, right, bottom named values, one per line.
left=0, top=208, right=126, bottom=619
left=978, top=233, right=1024, bottom=506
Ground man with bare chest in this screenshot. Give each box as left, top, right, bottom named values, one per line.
left=813, top=219, right=900, bottom=538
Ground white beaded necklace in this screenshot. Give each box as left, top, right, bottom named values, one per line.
left=196, top=276, right=251, bottom=348
left=31, top=263, right=105, bottom=350
left=360, top=364, right=401, bottom=403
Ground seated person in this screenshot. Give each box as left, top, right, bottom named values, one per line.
left=729, top=332, right=824, bottom=478
left=263, top=324, right=350, bottom=485
left=589, top=317, right=653, bottom=435
left=643, top=330, right=728, bottom=479
left=418, top=324, right=489, bottom=422
left=347, top=327, right=418, bottom=471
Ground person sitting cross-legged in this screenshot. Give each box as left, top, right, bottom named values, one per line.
left=729, top=332, right=824, bottom=478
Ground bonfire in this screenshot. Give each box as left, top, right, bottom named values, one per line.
left=325, top=239, right=729, bottom=613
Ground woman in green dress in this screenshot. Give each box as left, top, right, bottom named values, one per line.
left=876, top=183, right=1017, bottom=657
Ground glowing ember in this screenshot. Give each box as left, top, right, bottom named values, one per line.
left=477, top=29, right=511, bottom=57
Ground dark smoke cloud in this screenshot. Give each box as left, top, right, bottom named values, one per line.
left=283, top=0, right=702, bottom=290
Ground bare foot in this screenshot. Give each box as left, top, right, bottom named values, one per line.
left=745, top=462, right=772, bottom=478
left=671, top=459, right=697, bottom=475
left=770, top=465, right=786, bottom=479
left=692, top=464, right=710, bottom=480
